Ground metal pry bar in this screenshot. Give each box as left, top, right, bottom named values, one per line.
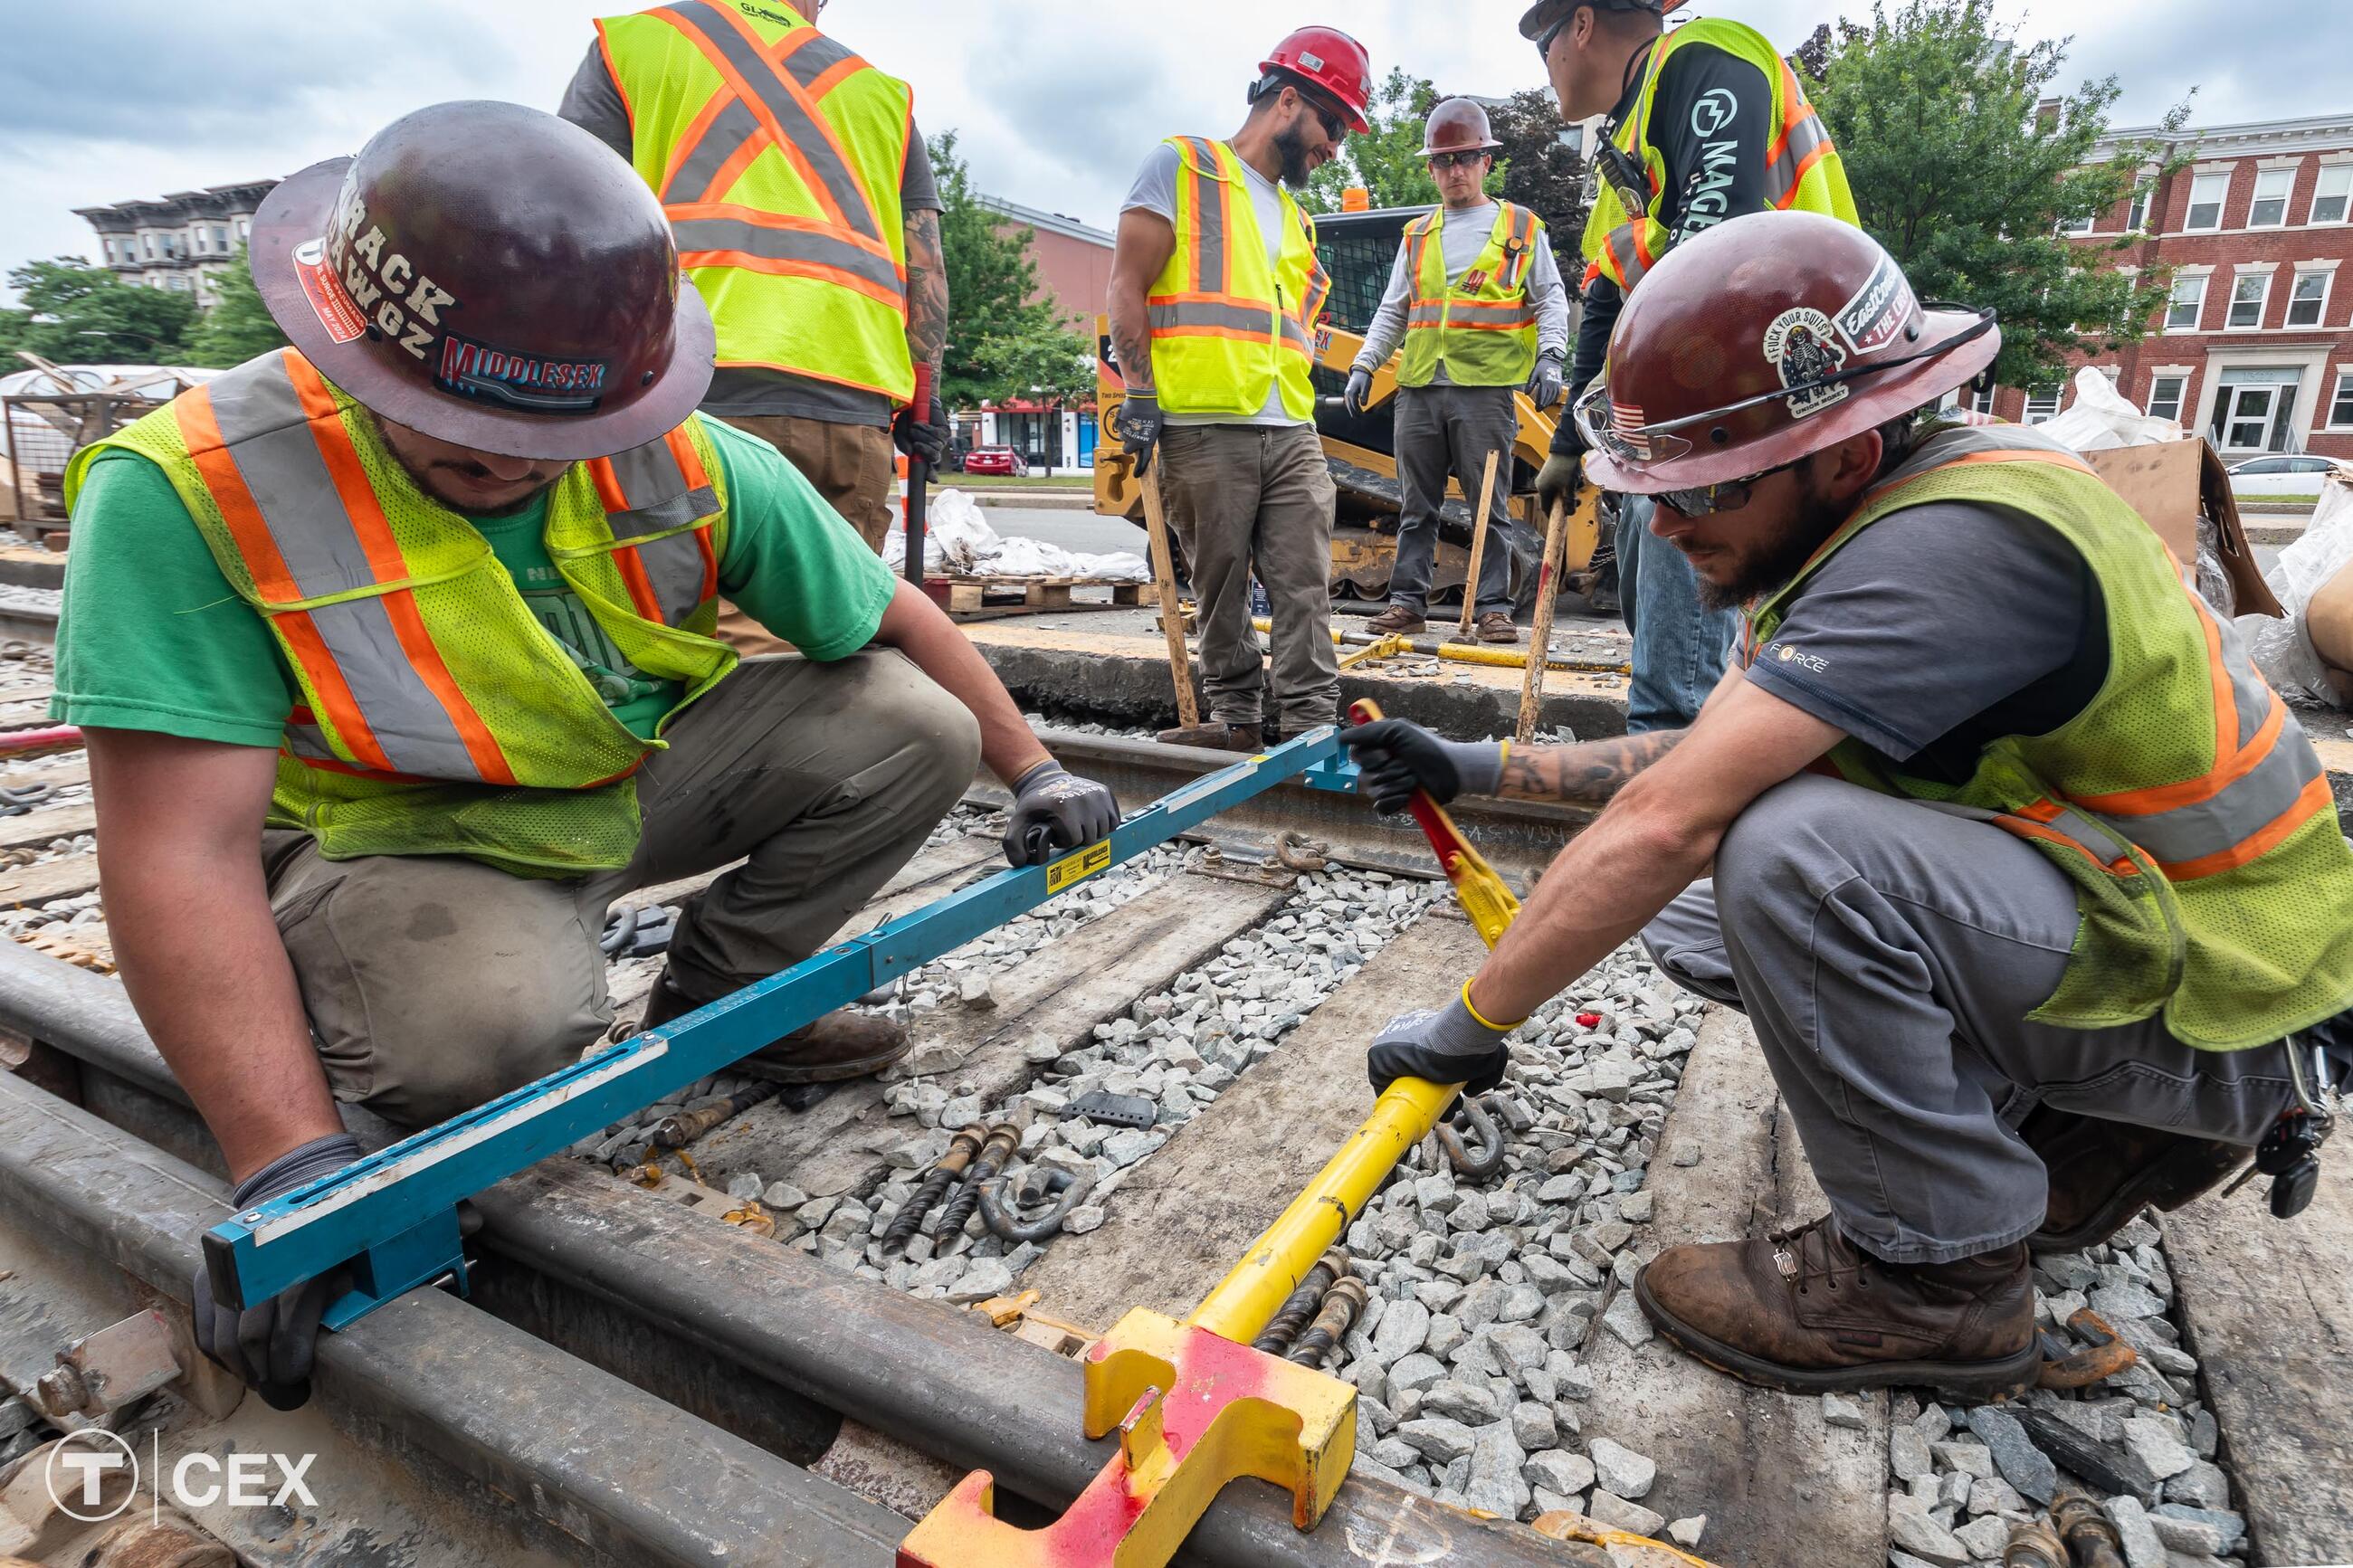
left=203, top=727, right=1361, bottom=1331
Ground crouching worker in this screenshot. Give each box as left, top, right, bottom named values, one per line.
left=1338, top=210, right=2353, bottom=1396
left=52, top=102, right=1117, bottom=1407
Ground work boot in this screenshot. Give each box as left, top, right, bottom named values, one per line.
left=1475, top=611, right=1519, bottom=644
left=1634, top=1214, right=2039, bottom=1395
left=639, top=975, right=910, bottom=1083
left=2021, top=1107, right=2249, bottom=1252
left=1364, top=603, right=1427, bottom=635
left=1156, top=720, right=1263, bottom=752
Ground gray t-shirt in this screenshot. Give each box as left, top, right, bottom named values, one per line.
left=1745, top=499, right=2106, bottom=784
left=1121, top=141, right=1306, bottom=429
left=1353, top=203, right=1571, bottom=383
left=557, top=43, right=940, bottom=428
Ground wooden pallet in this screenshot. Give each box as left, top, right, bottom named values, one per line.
left=927, top=575, right=1146, bottom=614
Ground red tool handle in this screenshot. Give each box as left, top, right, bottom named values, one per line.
left=0, top=724, right=82, bottom=757
left=902, top=363, right=934, bottom=588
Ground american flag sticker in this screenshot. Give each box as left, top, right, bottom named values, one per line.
left=1612, top=401, right=1651, bottom=458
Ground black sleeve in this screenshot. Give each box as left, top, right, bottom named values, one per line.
left=556, top=43, right=633, bottom=162
left=1648, top=44, right=1775, bottom=248
left=902, top=123, right=943, bottom=213
left=1558, top=275, right=1621, bottom=455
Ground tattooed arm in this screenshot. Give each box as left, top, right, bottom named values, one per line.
left=903, top=207, right=948, bottom=375
left=1107, top=208, right=1176, bottom=395
left=1498, top=731, right=1688, bottom=808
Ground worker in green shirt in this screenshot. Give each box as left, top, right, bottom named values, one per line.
left=52, top=102, right=1117, bottom=1409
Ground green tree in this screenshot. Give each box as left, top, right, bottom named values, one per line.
left=1804, top=0, right=2188, bottom=391
left=0, top=259, right=197, bottom=364
left=1305, top=70, right=1441, bottom=214
left=1488, top=88, right=1589, bottom=240
left=184, top=245, right=289, bottom=367
left=929, top=131, right=1091, bottom=408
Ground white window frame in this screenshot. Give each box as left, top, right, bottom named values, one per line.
left=2249, top=165, right=2298, bottom=230
left=2147, top=371, right=2191, bottom=423
left=2186, top=169, right=2232, bottom=232
left=2329, top=368, right=2353, bottom=431
left=2313, top=162, right=2353, bottom=227
left=2287, top=264, right=2336, bottom=329
left=2059, top=211, right=2095, bottom=236
left=2228, top=269, right=2273, bottom=331
left=2127, top=169, right=2157, bottom=233
left=2024, top=385, right=2062, bottom=424
left=2166, top=271, right=2209, bottom=332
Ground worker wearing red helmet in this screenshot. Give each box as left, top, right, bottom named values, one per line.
left=1344, top=211, right=2353, bottom=1396
left=50, top=102, right=1117, bottom=1409
left=1106, top=27, right=1370, bottom=751
left=1525, top=0, right=1860, bottom=736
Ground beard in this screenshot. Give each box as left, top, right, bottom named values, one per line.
left=1272, top=120, right=1315, bottom=189
left=1691, top=470, right=1848, bottom=612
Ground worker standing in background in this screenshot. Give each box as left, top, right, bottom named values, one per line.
left=559, top=0, right=952, bottom=653
left=1346, top=99, right=1570, bottom=645
left=1106, top=28, right=1369, bottom=751
left=51, top=104, right=1116, bottom=1409
left=1342, top=214, right=2353, bottom=1396
left=1523, top=0, right=1857, bottom=729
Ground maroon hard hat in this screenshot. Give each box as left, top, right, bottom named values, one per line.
left=250, top=100, right=714, bottom=461
left=1420, top=98, right=1502, bottom=158
left=1577, top=211, right=2000, bottom=494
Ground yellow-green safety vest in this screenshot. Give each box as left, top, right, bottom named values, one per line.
left=65, top=348, right=738, bottom=878
left=1146, top=136, right=1332, bottom=422
left=1396, top=202, right=1546, bottom=390
left=1747, top=423, right=2353, bottom=1050
left=597, top=1, right=916, bottom=404
left=1583, top=16, right=1857, bottom=293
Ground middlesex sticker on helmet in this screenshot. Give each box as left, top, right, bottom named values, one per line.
left=1763, top=308, right=1849, bottom=420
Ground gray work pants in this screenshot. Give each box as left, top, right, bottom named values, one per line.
left=1157, top=423, right=1341, bottom=736
left=1391, top=385, right=1529, bottom=620
left=265, top=651, right=981, bottom=1128
left=1640, top=774, right=2297, bottom=1264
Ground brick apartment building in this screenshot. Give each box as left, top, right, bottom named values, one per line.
left=969, top=197, right=1114, bottom=473
left=76, top=182, right=280, bottom=308
left=1985, top=112, right=2353, bottom=462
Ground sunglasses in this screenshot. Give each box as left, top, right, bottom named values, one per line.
left=1298, top=90, right=1350, bottom=143
left=1534, top=15, right=1571, bottom=63
left=1657, top=456, right=1809, bottom=518
left=1428, top=150, right=1490, bottom=172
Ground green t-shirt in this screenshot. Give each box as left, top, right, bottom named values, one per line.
left=52, top=417, right=897, bottom=746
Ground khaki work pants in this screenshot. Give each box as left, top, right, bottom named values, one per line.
left=1157, top=423, right=1341, bottom=736
left=713, top=413, right=898, bottom=657
left=264, top=652, right=980, bottom=1129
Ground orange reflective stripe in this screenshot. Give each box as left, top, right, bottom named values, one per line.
left=675, top=246, right=905, bottom=309
left=650, top=5, right=856, bottom=234
left=2076, top=690, right=2284, bottom=817
left=615, top=549, right=666, bottom=622
left=660, top=86, right=745, bottom=204
left=2156, top=774, right=2333, bottom=880
left=2196, top=595, right=2238, bottom=765
left=1855, top=447, right=2096, bottom=514
left=1998, top=814, right=2140, bottom=877
left=281, top=357, right=519, bottom=787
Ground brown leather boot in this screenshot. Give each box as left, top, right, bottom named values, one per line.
left=1155, top=720, right=1263, bottom=752
left=2021, top=1107, right=2249, bottom=1252
left=639, top=976, right=910, bottom=1083
left=1364, top=603, right=1426, bottom=635
left=1634, top=1214, right=2039, bottom=1395
left=1475, top=611, right=1519, bottom=644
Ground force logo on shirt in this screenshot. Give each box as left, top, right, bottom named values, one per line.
left=1772, top=642, right=1829, bottom=674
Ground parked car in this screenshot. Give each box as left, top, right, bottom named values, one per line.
left=961, top=447, right=1029, bottom=478
left=2227, top=453, right=2353, bottom=499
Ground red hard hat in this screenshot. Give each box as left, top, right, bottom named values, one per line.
left=1577, top=211, right=2000, bottom=494
left=1259, top=26, right=1373, bottom=132
left=1420, top=99, right=1502, bottom=158
left=250, top=100, right=715, bottom=461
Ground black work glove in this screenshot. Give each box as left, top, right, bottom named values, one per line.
left=1524, top=353, right=1566, bottom=411
left=1338, top=719, right=1504, bottom=815
left=1005, top=758, right=1119, bottom=867
left=1110, top=391, right=1164, bottom=479
left=892, top=394, right=951, bottom=466
left=1535, top=450, right=1586, bottom=519
left=1368, top=988, right=1517, bottom=1099
left=1344, top=366, right=1376, bottom=419
left=192, top=1132, right=362, bottom=1411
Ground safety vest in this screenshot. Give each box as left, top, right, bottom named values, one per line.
left=597, top=1, right=915, bottom=404
left=1397, top=203, right=1545, bottom=389
left=64, top=349, right=738, bottom=877
left=1746, top=423, right=2353, bottom=1051
left=1146, top=137, right=1331, bottom=422
left=1582, top=17, right=1857, bottom=293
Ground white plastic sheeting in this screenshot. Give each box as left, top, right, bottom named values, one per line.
left=2237, top=477, right=2353, bottom=710
left=882, top=488, right=1148, bottom=582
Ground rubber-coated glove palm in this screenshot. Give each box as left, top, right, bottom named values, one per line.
left=1343, top=366, right=1376, bottom=418
left=892, top=394, right=951, bottom=465
left=1005, top=759, right=1119, bottom=866
left=1111, top=392, right=1164, bottom=479
left=1368, top=990, right=1515, bottom=1098
left=1524, top=354, right=1565, bottom=411
left=1338, top=719, right=1503, bottom=814
left=192, top=1132, right=363, bottom=1411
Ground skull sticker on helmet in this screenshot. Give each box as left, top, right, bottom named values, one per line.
left=1762, top=308, right=1849, bottom=420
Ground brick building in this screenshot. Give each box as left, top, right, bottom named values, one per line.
left=75, top=182, right=281, bottom=309
left=970, top=197, right=1114, bottom=473
left=1986, top=112, right=2353, bottom=461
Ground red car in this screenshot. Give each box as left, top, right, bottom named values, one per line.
left=961, top=446, right=1029, bottom=478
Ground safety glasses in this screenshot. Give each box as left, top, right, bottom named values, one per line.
left=1299, top=90, right=1351, bottom=144
left=1534, top=15, right=1571, bottom=64
left=1656, top=457, right=1808, bottom=518
left=1427, top=150, right=1490, bottom=172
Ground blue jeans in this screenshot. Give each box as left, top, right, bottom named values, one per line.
left=1615, top=493, right=1739, bottom=733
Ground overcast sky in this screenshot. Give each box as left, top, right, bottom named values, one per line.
left=3, top=0, right=2348, bottom=306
